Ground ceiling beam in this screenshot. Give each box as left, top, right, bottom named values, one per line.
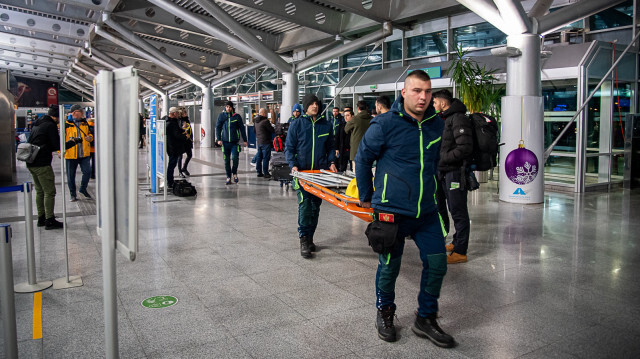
left=0, top=30, right=80, bottom=57
left=0, top=7, right=92, bottom=41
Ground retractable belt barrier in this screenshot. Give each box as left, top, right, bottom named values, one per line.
left=0, top=182, right=53, bottom=293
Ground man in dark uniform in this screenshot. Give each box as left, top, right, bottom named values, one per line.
left=285, top=94, right=337, bottom=258
left=164, top=107, right=187, bottom=189
left=216, top=101, right=247, bottom=185
left=356, top=70, right=454, bottom=348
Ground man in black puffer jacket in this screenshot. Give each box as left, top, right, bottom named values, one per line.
left=433, top=90, right=473, bottom=264
left=27, top=105, right=82, bottom=229
left=254, top=108, right=274, bottom=178
left=164, top=107, right=187, bottom=189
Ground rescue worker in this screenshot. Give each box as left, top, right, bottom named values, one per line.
left=285, top=94, right=337, bottom=258
left=216, top=101, right=247, bottom=185
left=433, top=89, right=473, bottom=264
left=355, top=70, right=454, bottom=347
left=65, top=104, right=93, bottom=201
left=288, top=103, right=303, bottom=124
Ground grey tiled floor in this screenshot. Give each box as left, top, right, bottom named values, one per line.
left=2, top=147, right=640, bottom=358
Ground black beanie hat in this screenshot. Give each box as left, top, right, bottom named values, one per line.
left=47, top=104, right=59, bottom=118
left=225, top=101, right=235, bottom=110
left=302, top=93, right=320, bottom=113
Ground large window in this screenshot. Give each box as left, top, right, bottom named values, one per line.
left=342, top=45, right=382, bottom=69
left=407, top=31, right=447, bottom=58
left=453, top=22, right=506, bottom=49
left=589, top=0, right=633, bottom=31
left=385, top=39, right=402, bottom=62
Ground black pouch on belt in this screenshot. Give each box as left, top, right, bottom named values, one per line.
left=365, top=211, right=400, bottom=255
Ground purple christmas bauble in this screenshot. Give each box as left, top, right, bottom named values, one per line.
left=505, top=146, right=539, bottom=185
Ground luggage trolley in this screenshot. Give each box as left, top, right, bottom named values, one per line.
left=293, top=170, right=373, bottom=222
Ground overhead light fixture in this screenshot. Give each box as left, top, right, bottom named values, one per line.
left=270, top=79, right=284, bottom=85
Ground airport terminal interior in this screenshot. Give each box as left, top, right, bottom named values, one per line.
left=1, top=0, right=640, bottom=358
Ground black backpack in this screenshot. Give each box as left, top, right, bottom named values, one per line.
left=468, top=113, right=499, bottom=171
left=172, top=180, right=197, bottom=197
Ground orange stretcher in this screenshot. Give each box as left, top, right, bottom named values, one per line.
left=295, top=170, right=373, bottom=222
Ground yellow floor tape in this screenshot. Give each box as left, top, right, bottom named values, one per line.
left=32, top=292, right=42, bottom=340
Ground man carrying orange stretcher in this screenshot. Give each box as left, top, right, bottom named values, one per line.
left=355, top=70, right=455, bottom=348
left=285, top=93, right=337, bottom=259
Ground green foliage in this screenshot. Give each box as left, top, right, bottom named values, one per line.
left=446, top=45, right=504, bottom=119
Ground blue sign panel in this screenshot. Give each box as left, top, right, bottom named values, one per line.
left=149, top=95, right=157, bottom=193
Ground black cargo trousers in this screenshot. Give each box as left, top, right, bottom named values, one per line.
left=436, top=169, right=470, bottom=255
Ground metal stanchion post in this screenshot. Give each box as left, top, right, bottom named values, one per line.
left=15, top=182, right=53, bottom=293
left=53, top=105, right=83, bottom=290
left=1, top=224, right=19, bottom=359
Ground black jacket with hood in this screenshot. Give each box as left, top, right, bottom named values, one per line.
left=438, top=99, right=474, bottom=173
left=27, top=115, right=78, bottom=168
left=254, top=115, right=274, bottom=145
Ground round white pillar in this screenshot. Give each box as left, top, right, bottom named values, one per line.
left=281, top=72, right=298, bottom=122
left=200, top=86, right=213, bottom=148
left=499, top=34, right=544, bottom=204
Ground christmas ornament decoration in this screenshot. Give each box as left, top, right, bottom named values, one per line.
left=505, top=140, right=538, bottom=185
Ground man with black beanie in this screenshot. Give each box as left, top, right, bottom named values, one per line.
left=285, top=94, right=337, bottom=258
left=216, top=101, right=247, bottom=185
left=27, top=105, right=82, bottom=229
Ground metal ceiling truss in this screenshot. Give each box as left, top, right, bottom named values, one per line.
left=310, top=0, right=389, bottom=23
left=212, top=0, right=344, bottom=35
left=0, top=31, right=80, bottom=57
left=4, top=63, right=66, bottom=79
left=110, top=9, right=278, bottom=53
left=15, top=72, right=63, bottom=82
left=91, top=39, right=210, bottom=77
left=0, top=6, right=92, bottom=41
left=0, top=55, right=68, bottom=73
left=55, top=0, right=121, bottom=13
left=0, top=48, right=72, bottom=70
left=89, top=45, right=182, bottom=78
left=0, top=0, right=101, bottom=22
left=109, top=14, right=252, bottom=60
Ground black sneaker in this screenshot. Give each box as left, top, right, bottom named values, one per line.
left=264, top=173, right=271, bottom=179
left=309, top=238, right=316, bottom=252
left=300, top=236, right=312, bottom=259
left=37, top=215, right=46, bottom=227
left=412, top=314, right=455, bottom=348
left=257, top=173, right=264, bottom=177
left=45, top=217, right=64, bottom=230
left=79, top=189, right=91, bottom=199
left=376, top=307, right=397, bottom=342
left=183, top=169, right=190, bottom=176
left=179, top=171, right=186, bottom=178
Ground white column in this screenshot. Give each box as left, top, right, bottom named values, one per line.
left=281, top=72, right=298, bottom=122
left=499, top=34, right=545, bottom=203
left=200, top=86, right=213, bottom=147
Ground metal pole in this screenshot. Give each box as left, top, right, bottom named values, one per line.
left=544, top=29, right=640, bottom=162
left=14, top=182, right=53, bottom=293
left=0, top=224, right=18, bottom=359
left=53, top=106, right=83, bottom=289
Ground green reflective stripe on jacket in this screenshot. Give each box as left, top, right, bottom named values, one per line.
left=311, top=119, right=316, bottom=170
left=426, top=136, right=441, bottom=149
left=318, top=133, right=329, bottom=137
left=417, top=123, right=424, bottom=218
left=381, top=173, right=389, bottom=203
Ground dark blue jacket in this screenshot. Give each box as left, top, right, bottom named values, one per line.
left=355, top=96, right=444, bottom=218
left=216, top=111, right=247, bottom=143
left=285, top=114, right=336, bottom=171
left=330, top=114, right=344, bottom=136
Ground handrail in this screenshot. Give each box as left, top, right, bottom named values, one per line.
left=543, top=32, right=640, bottom=163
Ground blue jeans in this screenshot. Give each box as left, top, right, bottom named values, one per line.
left=294, top=179, right=322, bottom=238
left=255, top=144, right=272, bottom=175
left=66, top=157, right=91, bottom=197
left=375, top=212, right=447, bottom=317
left=222, top=141, right=240, bottom=178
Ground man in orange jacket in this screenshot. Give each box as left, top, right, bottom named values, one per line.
left=65, top=104, right=93, bottom=201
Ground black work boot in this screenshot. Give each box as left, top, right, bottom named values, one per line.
left=309, top=236, right=316, bottom=252
left=37, top=215, right=46, bottom=227
left=412, top=314, right=455, bottom=348
left=376, top=307, right=397, bottom=342
left=300, top=236, right=312, bottom=259
left=44, top=217, right=64, bottom=230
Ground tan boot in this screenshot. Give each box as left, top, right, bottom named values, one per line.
left=447, top=252, right=467, bottom=264
left=445, top=243, right=454, bottom=252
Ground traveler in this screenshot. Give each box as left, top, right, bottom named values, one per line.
left=64, top=104, right=93, bottom=201
left=345, top=101, right=373, bottom=172
left=216, top=101, right=248, bottom=185
left=254, top=108, right=275, bottom=178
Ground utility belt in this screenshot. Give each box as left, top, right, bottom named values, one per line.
left=365, top=210, right=401, bottom=255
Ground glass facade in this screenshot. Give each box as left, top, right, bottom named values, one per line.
left=589, top=0, right=634, bottom=31
left=407, top=31, right=447, bottom=58
left=385, top=39, right=402, bottom=62
left=453, top=22, right=506, bottom=50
